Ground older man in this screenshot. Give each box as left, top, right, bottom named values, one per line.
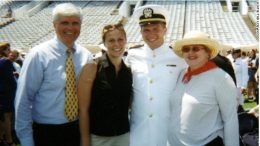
left=15, top=3, right=92, bottom=146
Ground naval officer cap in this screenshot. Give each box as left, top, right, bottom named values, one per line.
left=133, top=5, right=169, bottom=26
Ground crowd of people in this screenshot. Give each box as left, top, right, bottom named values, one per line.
left=0, top=3, right=258, bottom=146
left=0, top=41, right=23, bottom=146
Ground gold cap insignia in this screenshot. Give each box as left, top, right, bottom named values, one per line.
left=143, top=8, right=153, bottom=18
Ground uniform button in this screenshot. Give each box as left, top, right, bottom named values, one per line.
left=153, top=54, right=156, bottom=58
left=150, top=97, right=153, bottom=101
left=149, top=114, right=153, bottom=118
left=150, top=80, right=153, bottom=84
left=151, top=64, right=155, bottom=68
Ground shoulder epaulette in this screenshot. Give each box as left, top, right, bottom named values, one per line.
left=128, top=44, right=144, bottom=49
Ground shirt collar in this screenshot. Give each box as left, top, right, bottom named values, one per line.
left=99, top=53, right=127, bottom=70
left=53, top=36, right=76, bottom=54
left=144, top=43, right=169, bottom=55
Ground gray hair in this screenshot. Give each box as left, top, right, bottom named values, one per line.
left=52, top=3, right=82, bottom=23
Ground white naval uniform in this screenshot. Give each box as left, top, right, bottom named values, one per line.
left=231, top=57, right=248, bottom=104
left=232, top=58, right=248, bottom=89
left=125, top=44, right=186, bottom=146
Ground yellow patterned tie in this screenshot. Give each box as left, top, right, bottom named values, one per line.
left=64, top=49, right=78, bottom=121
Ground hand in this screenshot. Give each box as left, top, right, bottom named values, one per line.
left=248, top=105, right=259, bottom=118
left=13, top=72, right=19, bottom=78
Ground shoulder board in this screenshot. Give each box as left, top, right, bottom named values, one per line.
left=128, top=44, right=144, bottom=49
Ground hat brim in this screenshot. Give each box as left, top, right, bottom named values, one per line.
left=173, top=38, right=219, bottom=59
left=139, top=20, right=166, bottom=26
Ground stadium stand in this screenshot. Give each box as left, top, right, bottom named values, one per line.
left=184, top=1, right=257, bottom=45
left=0, top=0, right=258, bottom=53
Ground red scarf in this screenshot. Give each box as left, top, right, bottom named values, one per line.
left=182, top=61, right=218, bottom=84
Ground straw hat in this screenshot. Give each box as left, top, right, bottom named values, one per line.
left=172, top=31, right=220, bottom=59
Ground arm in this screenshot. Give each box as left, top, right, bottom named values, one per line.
left=216, top=74, right=239, bottom=146
left=78, top=63, right=97, bottom=146
left=254, top=68, right=258, bottom=83
left=248, top=105, right=259, bottom=118
left=15, top=51, right=43, bottom=146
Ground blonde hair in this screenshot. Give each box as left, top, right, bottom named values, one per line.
left=101, top=23, right=126, bottom=43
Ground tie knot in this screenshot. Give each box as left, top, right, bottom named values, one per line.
left=67, top=49, right=73, bottom=55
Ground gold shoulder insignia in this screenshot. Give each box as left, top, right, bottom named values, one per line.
left=128, top=44, right=144, bottom=49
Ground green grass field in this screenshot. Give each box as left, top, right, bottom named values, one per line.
left=242, top=93, right=258, bottom=110
left=243, top=101, right=257, bottom=110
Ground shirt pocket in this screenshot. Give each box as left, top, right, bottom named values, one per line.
left=43, top=64, right=65, bottom=88
left=159, top=65, right=181, bottom=90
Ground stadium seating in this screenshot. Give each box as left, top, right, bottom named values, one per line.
left=0, top=0, right=258, bottom=51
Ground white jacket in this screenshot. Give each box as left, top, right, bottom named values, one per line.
left=125, top=44, right=186, bottom=146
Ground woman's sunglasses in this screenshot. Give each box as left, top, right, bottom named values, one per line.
left=181, top=45, right=206, bottom=53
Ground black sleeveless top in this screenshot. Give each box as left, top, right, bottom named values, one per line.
left=89, top=53, right=132, bottom=136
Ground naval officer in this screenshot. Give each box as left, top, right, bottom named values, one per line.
left=125, top=5, right=186, bottom=146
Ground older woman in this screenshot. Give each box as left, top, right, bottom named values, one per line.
left=168, top=31, right=239, bottom=146
left=78, top=23, right=132, bottom=146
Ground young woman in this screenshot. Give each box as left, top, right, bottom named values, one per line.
left=168, top=31, right=239, bottom=146
left=78, top=23, right=132, bottom=146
